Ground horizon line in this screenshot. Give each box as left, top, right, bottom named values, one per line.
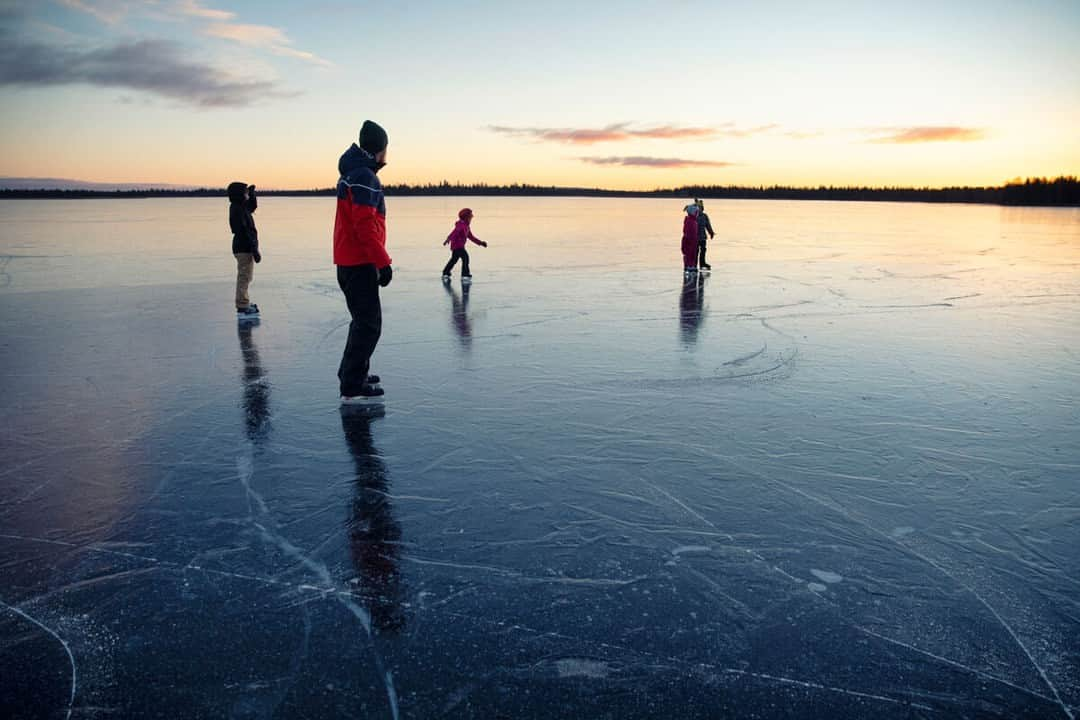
left=1, top=176, right=1077, bottom=194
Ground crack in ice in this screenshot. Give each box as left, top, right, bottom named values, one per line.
left=732, top=457, right=1077, bottom=720
left=235, top=452, right=400, bottom=720
left=0, top=598, right=77, bottom=720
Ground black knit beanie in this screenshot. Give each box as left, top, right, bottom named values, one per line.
left=359, top=120, right=388, bottom=154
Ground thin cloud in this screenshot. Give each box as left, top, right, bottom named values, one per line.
left=580, top=157, right=738, bottom=169
left=204, top=21, right=333, bottom=67
left=56, top=0, right=132, bottom=25
left=205, top=22, right=287, bottom=46
left=869, top=126, right=986, bottom=144
left=271, top=46, right=330, bottom=65
left=489, top=123, right=720, bottom=145
left=0, top=29, right=290, bottom=107
left=53, top=0, right=331, bottom=67
left=717, top=122, right=780, bottom=138
left=175, top=0, right=235, bottom=21
left=59, top=0, right=235, bottom=24
left=784, top=130, right=825, bottom=140
left=634, top=125, right=719, bottom=140
left=489, top=123, right=635, bottom=144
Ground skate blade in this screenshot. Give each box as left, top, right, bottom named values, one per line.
left=340, top=395, right=385, bottom=406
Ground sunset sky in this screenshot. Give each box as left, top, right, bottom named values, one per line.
left=1, top=0, right=1078, bottom=190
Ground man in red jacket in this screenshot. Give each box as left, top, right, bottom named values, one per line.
left=334, top=120, right=393, bottom=404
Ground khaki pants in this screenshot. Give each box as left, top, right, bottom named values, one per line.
left=235, top=253, right=254, bottom=309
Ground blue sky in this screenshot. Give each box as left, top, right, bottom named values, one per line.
left=1, top=0, right=1078, bottom=189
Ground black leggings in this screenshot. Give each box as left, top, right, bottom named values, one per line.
left=442, top=248, right=471, bottom=276
left=698, top=241, right=708, bottom=267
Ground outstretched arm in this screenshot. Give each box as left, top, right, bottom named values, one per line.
left=468, top=229, right=488, bottom=247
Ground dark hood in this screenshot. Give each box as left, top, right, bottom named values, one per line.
left=339, top=143, right=384, bottom=176
left=227, top=181, right=247, bottom=203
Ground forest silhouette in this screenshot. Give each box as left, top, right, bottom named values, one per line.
left=3, top=176, right=1077, bottom=207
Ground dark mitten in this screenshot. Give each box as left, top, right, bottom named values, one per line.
left=253, top=251, right=262, bottom=263
left=378, top=265, right=392, bottom=287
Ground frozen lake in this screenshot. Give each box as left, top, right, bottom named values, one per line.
left=1, top=196, right=1079, bottom=718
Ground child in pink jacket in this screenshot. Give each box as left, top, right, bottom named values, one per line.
left=682, top=204, right=699, bottom=273
left=442, top=208, right=488, bottom=283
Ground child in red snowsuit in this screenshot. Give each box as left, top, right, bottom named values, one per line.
left=682, top=204, right=699, bottom=272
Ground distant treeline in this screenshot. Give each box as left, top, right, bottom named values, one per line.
left=678, top=176, right=1080, bottom=206
left=2, top=176, right=1077, bottom=206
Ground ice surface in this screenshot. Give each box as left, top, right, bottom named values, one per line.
left=1, top=197, right=1079, bottom=718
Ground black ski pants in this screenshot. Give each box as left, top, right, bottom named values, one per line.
left=442, top=248, right=471, bottom=277
left=337, top=264, right=381, bottom=396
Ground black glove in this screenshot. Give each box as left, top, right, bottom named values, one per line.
left=253, top=250, right=262, bottom=263
left=248, top=184, right=256, bottom=194
left=378, top=265, right=392, bottom=287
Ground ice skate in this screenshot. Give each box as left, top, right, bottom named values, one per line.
left=237, top=304, right=260, bottom=320
left=340, top=383, right=384, bottom=405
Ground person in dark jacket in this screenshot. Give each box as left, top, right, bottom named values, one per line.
left=695, top=198, right=715, bottom=271
left=228, top=181, right=261, bottom=318
left=334, top=120, right=392, bottom=405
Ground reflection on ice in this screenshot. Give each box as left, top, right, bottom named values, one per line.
left=1, top=198, right=1078, bottom=718
left=442, top=279, right=472, bottom=350
left=342, top=407, right=406, bottom=635
left=238, top=320, right=272, bottom=444
left=679, top=271, right=706, bottom=346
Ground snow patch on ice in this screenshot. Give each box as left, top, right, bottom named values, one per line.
left=810, top=569, right=843, bottom=584
left=671, top=545, right=711, bottom=556
left=808, top=583, right=828, bottom=593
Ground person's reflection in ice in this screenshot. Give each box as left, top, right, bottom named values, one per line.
left=238, top=319, right=272, bottom=443
left=340, top=406, right=405, bottom=635
left=442, top=279, right=472, bottom=350
left=679, top=271, right=706, bottom=346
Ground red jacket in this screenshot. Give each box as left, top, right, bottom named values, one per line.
left=333, top=144, right=391, bottom=268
